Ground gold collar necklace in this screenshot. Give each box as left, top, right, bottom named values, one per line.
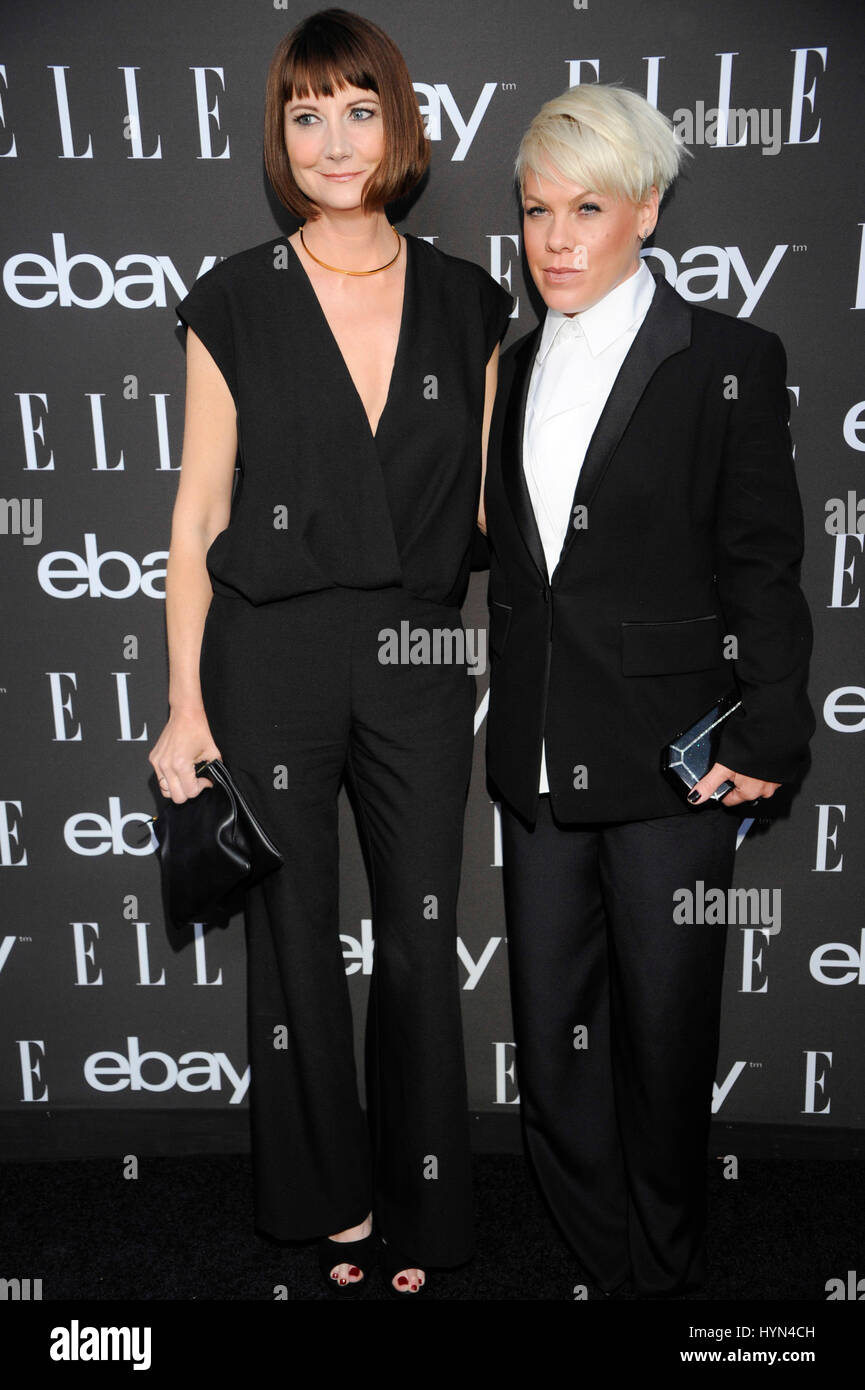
left=299, top=224, right=401, bottom=276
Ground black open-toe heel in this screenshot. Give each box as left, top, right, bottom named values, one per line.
left=317, top=1230, right=380, bottom=1295
left=380, top=1243, right=427, bottom=1296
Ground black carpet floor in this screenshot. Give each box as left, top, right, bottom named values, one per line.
left=2, top=1149, right=862, bottom=1303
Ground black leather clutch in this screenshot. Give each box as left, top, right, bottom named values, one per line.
left=151, top=759, right=284, bottom=925
left=662, top=693, right=742, bottom=802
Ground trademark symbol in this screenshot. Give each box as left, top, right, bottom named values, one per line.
left=792, top=244, right=807, bottom=253
left=500, top=81, right=517, bottom=91
left=18, top=936, right=32, bottom=943
left=749, top=1061, right=763, bottom=1068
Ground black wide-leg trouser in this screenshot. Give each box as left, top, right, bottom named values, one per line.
left=500, top=795, right=739, bottom=1297
left=199, top=585, right=476, bottom=1266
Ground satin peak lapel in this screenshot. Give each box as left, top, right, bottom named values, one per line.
left=558, top=271, right=692, bottom=567
left=500, top=324, right=547, bottom=583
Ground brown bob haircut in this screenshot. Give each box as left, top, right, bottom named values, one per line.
left=264, top=8, right=429, bottom=220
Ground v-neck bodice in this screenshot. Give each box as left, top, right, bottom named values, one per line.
left=174, top=232, right=513, bottom=607
left=282, top=231, right=412, bottom=446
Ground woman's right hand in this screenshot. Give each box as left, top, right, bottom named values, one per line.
left=148, top=708, right=222, bottom=803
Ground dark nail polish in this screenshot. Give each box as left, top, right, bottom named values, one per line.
left=397, top=1275, right=408, bottom=1286
left=349, top=1267, right=360, bottom=1277
left=687, top=788, right=701, bottom=803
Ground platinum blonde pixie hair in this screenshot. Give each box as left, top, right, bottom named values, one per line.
left=515, top=82, right=690, bottom=205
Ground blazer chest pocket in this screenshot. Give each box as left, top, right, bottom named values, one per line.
left=489, top=600, right=512, bottom=659
left=621, top=614, right=726, bottom=676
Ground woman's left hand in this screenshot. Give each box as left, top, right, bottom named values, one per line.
left=688, top=761, right=781, bottom=808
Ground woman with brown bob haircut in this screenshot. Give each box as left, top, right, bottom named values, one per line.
left=150, top=8, right=512, bottom=1296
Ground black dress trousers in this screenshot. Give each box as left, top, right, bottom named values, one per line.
left=199, top=585, right=476, bottom=1265
left=500, top=796, right=739, bottom=1296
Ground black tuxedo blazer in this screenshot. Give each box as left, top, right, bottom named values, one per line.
left=484, top=269, right=815, bottom=825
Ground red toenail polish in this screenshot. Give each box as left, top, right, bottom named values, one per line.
left=411, top=1283, right=418, bottom=1290
left=339, top=1277, right=346, bottom=1285
left=397, top=1275, right=408, bottom=1286
left=349, top=1267, right=360, bottom=1277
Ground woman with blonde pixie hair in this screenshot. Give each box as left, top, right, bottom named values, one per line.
left=515, top=82, right=684, bottom=208
left=484, top=82, right=813, bottom=1297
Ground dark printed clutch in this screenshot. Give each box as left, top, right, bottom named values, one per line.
left=662, top=694, right=742, bottom=803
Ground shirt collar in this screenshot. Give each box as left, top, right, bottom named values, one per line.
left=536, top=258, right=656, bottom=363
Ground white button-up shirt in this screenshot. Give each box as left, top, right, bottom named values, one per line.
left=523, top=257, right=657, bottom=793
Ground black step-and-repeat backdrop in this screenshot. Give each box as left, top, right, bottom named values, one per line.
left=1, top=0, right=863, bottom=1156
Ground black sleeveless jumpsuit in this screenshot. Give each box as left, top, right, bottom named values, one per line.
left=174, top=233, right=512, bottom=1264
